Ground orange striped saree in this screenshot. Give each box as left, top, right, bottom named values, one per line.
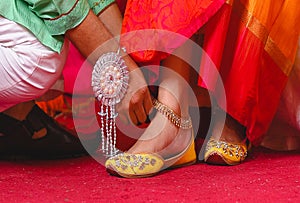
left=200, top=0, right=300, bottom=144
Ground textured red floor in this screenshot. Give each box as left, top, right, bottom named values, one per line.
left=1, top=147, right=300, bottom=202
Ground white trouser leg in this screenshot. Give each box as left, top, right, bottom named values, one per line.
left=0, top=16, right=69, bottom=112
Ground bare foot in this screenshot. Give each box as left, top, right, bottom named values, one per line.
left=211, top=110, right=246, bottom=143
left=126, top=51, right=193, bottom=159
left=127, top=88, right=192, bottom=159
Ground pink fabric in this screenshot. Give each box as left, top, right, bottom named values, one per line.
left=0, top=17, right=69, bottom=111
left=63, top=42, right=91, bottom=94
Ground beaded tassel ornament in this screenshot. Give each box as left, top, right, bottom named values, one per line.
left=91, top=48, right=129, bottom=157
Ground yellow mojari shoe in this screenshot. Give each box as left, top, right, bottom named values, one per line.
left=105, top=153, right=165, bottom=178
left=204, top=138, right=249, bottom=166
left=105, top=131, right=196, bottom=178
left=105, top=98, right=196, bottom=178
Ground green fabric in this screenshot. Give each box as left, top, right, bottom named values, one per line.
left=0, top=0, right=115, bottom=53
left=88, top=0, right=115, bottom=15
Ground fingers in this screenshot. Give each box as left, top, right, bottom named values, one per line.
left=129, top=108, right=138, bottom=125
left=130, top=101, right=147, bottom=125
left=129, top=88, right=150, bottom=125
left=114, top=66, right=153, bottom=126
left=118, top=87, right=153, bottom=126
left=143, top=88, right=153, bottom=115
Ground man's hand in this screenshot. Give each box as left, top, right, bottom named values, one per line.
left=66, top=9, right=152, bottom=125
left=117, top=55, right=153, bottom=125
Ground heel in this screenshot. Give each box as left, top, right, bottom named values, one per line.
left=171, top=140, right=196, bottom=168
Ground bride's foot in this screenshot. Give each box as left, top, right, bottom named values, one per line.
left=127, top=88, right=191, bottom=156
left=105, top=94, right=196, bottom=178
left=204, top=112, right=249, bottom=165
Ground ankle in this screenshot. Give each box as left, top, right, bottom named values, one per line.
left=225, top=114, right=246, bottom=140
left=152, top=98, right=192, bottom=130
left=157, top=87, right=189, bottom=118
left=212, top=112, right=246, bottom=144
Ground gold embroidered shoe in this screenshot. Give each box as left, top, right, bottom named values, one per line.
left=105, top=133, right=195, bottom=178
left=204, top=138, right=249, bottom=166
left=105, top=98, right=196, bottom=178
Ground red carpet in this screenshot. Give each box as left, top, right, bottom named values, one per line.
left=1, top=147, right=299, bottom=202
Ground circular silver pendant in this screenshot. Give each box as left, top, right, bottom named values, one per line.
left=92, top=52, right=129, bottom=106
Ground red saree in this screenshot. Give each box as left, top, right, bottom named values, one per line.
left=200, top=0, right=300, bottom=144
left=121, top=0, right=300, bottom=145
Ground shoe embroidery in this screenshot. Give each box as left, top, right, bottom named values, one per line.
left=205, top=139, right=248, bottom=165
left=105, top=153, right=163, bottom=177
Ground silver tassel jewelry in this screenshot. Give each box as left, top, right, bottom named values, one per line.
left=91, top=47, right=129, bottom=157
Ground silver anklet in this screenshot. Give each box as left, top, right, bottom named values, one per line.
left=152, top=98, right=192, bottom=129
